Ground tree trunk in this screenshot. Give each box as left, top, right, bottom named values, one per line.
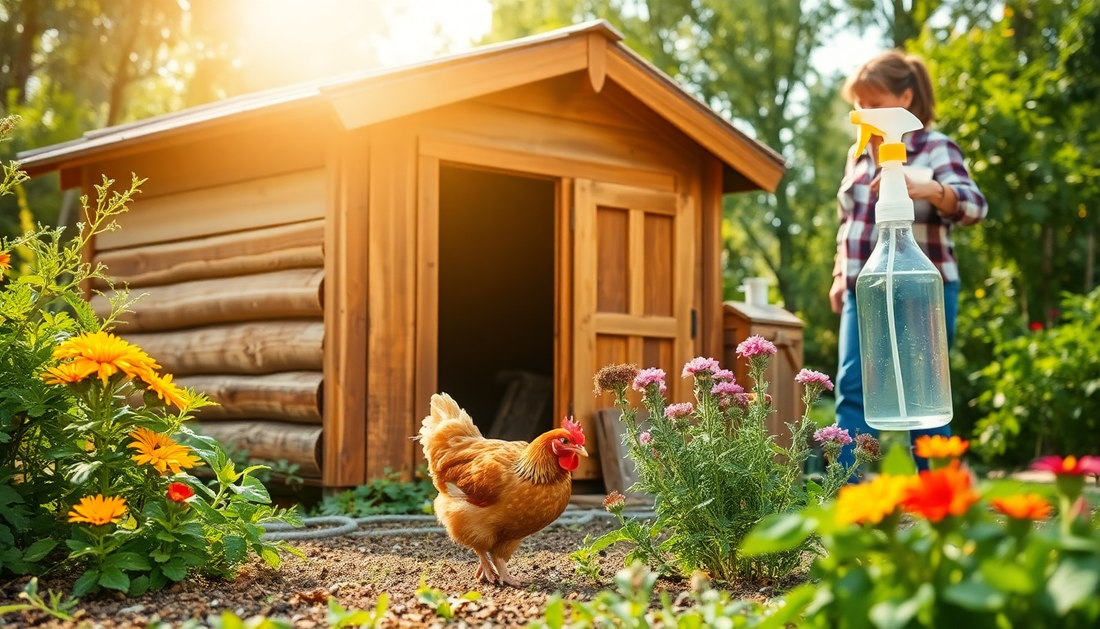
left=11, top=0, right=40, bottom=106
left=1042, top=225, right=1054, bottom=327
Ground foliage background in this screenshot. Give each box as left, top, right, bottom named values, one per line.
left=3, top=0, right=1097, bottom=466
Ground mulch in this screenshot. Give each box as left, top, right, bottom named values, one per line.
left=0, top=519, right=794, bottom=628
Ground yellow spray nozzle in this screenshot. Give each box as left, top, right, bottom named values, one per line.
left=850, top=111, right=886, bottom=160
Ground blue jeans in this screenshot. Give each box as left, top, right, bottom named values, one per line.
left=835, top=281, right=960, bottom=473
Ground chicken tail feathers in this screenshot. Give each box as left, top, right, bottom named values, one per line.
left=419, top=393, right=482, bottom=468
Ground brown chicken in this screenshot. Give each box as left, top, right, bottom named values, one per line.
left=418, top=393, right=587, bottom=587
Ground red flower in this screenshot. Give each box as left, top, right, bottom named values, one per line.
left=900, top=461, right=980, bottom=522
left=166, top=482, right=195, bottom=503
left=1030, top=455, right=1100, bottom=476
left=1029, top=321, right=1043, bottom=331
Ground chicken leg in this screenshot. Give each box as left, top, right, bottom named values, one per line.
left=490, top=554, right=522, bottom=588
left=473, top=550, right=499, bottom=584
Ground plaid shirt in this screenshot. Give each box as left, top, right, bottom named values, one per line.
left=834, top=129, right=988, bottom=291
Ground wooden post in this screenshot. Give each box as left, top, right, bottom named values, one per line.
left=322, top=129, right=371, bottom=487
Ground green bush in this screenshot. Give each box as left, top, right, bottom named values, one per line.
left=0, top=115, right=301, bottom=595
left=971, top=284, right=1100, bottom=465
left=314, top=468, right=436, bottom=517
left=579, top=343, right=878, bottom=582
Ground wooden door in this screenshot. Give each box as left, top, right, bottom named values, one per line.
left=572, top=179, right=694, bottom=479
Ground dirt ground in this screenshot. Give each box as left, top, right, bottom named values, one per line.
left=0, top=519, right=794, bottom=628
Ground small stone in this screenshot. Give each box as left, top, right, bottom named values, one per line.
left=119, top=604, right=145, bottom=614
left=209, top=599, right=219, bottom=607
left=357, top=546, right=367, bottom=552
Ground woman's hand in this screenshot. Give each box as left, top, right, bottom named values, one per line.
left=830, top=275, right=847, bottom=314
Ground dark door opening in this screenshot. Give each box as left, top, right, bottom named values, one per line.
left=437, top=165, right=556, bottom=440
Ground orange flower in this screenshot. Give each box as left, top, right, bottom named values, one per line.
left=991, top=493, right=1052, bottom=521
left=141, top=371, right=190, bottom=410
left=836, top=474, right=914, bottom=526
left=914, top=435, right=969, bottom=459
left=0, top=251, right=10, bottom=272
left=42, top=362, right=94, bottom=385
left=901, top=462, right=980, bottom=522
left=67, top=495, right=127, bottom=526
left=53, top=331, right=159, bottom=383
left=128, top=427, right=202, bottom=475
left=166, top=482, right=195, bottom=503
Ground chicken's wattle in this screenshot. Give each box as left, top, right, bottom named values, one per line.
left=558, top=453, right=579, bottom=471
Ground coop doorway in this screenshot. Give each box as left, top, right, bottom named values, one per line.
left=436, top=164, right=557, bottom=440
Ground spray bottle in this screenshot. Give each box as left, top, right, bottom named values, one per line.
left=850, top=108, right=952, bottom=431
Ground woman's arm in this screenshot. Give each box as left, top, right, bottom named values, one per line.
left=907, top=136, right=988, bottom=226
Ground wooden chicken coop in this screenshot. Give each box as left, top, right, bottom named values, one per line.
left=19, top=21, right=785, bottom=488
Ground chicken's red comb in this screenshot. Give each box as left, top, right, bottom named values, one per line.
left=562, top=417, right=585, bottom=446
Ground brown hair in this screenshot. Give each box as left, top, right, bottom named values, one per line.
left=843, top=50, right=936, bottom=127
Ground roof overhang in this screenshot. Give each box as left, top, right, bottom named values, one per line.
left=19, top=20, right=786, bottom=193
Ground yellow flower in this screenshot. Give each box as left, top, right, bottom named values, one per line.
left=914, top=435, right=969, bottom=460
left=141, top=371, right=191, bottom=410
left=43, top=362, right=95, bottom=385
left=67, top=495, right=127, bottom=526
left=53, top=331, right=160, bottom=383
left=128, top=427, right=202, bottom=475
left=836, top=474, right=914, bottom=526
left=0, top=251, right=10, bottom=272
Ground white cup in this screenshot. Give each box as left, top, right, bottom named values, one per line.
left=902, top=165, right=934, bottom=184
left=743, top=277, right=769, bottom=307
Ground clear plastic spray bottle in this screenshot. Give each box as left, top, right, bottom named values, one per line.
left=851, top=108, right=952, bottom=431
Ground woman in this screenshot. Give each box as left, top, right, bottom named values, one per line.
left=833, top=50, right=987, bottom=471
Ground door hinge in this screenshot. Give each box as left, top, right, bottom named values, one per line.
left=691, top=309, right=697, bottom=340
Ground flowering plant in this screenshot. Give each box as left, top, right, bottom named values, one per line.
left=0, top=117, right=300, bottom=595
left=578, top=338, right=879, bottom=581
left=744, top=438, right=1100, bottom=626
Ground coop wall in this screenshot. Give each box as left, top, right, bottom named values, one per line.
left=82, top=114, right=337, bottom=479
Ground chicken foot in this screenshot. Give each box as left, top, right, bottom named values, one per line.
left=490, top=554, right=523, bottom=588
left=473, top=550, right=500, bottom=584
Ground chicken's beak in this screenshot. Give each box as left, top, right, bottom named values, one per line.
left=576, top=445, right=589, bottom=458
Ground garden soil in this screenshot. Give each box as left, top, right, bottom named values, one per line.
left=0, top=520, right=795, bottom=628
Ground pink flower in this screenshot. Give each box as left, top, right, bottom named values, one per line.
left=632, top=368, right=668, bottom=394
left=813, top=424, right=853, bottom=446
left=795, top=369, right=834, bottom=391
left=732, top=393, right=753, bottom=410
left=682, top=357, right=721, bottom=378
left=713, top=369, right=735, bottom=382
left=665, top=402, right=694, bottom=420
left=1031, top=455, right=1100, bottom=476
left=736, top=335, right=777, bottom=358
left=711, top=381, right=745, bottom=397
left=639, top=431, right=652, bottom=445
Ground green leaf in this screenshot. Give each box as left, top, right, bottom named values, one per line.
left=869, top=583, right=934, bottom=629
left=881, top=443, right=916, bottom=476
left=21, top=538, right=57, bottom=563
left=223, top=535, right=247, bottom=565
left=65, top=539, right=92, bottom=554
left=543, top=596, right=565, bottom=629
left=1045, top=555, right=1100, bottom=615
left=129, top=575, right=150, bottom=596
left=741, top=513, right=815, bottom=556
left=461, top=591, right=481, bottom=601
left=229, top=475, right=271, bottom=504
left=103, top=552, right=151, bottom=572
left=981, top=560, right=1037, bottom=594
left=161, top=559, right=188, bottom=581
left=98, top=567, right=130, bottom=592
left=944, top=578, right=1006, bottom=612
left=260, top=547, right=281, bottom=569
left=67, top=460, right=103, bottom=485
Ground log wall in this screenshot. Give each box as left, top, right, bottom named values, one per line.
left=94, top=181, right=327, bottom=478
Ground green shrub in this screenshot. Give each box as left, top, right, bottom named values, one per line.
left=315, top=468, right=436, bottom=517
left=580, top=343, right=878, bottom=582
left=972, top=284, right=1100, bottom=465
left=0, top=115, right=301, bottom=595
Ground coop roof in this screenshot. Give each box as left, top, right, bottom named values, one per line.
left=18, top=20, right=785, bottom=192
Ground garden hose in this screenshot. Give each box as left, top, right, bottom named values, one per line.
left=261, top=508, right=657, bottom=541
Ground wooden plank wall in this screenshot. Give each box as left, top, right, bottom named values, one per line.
left=92, top=169, right=328, bottom=478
